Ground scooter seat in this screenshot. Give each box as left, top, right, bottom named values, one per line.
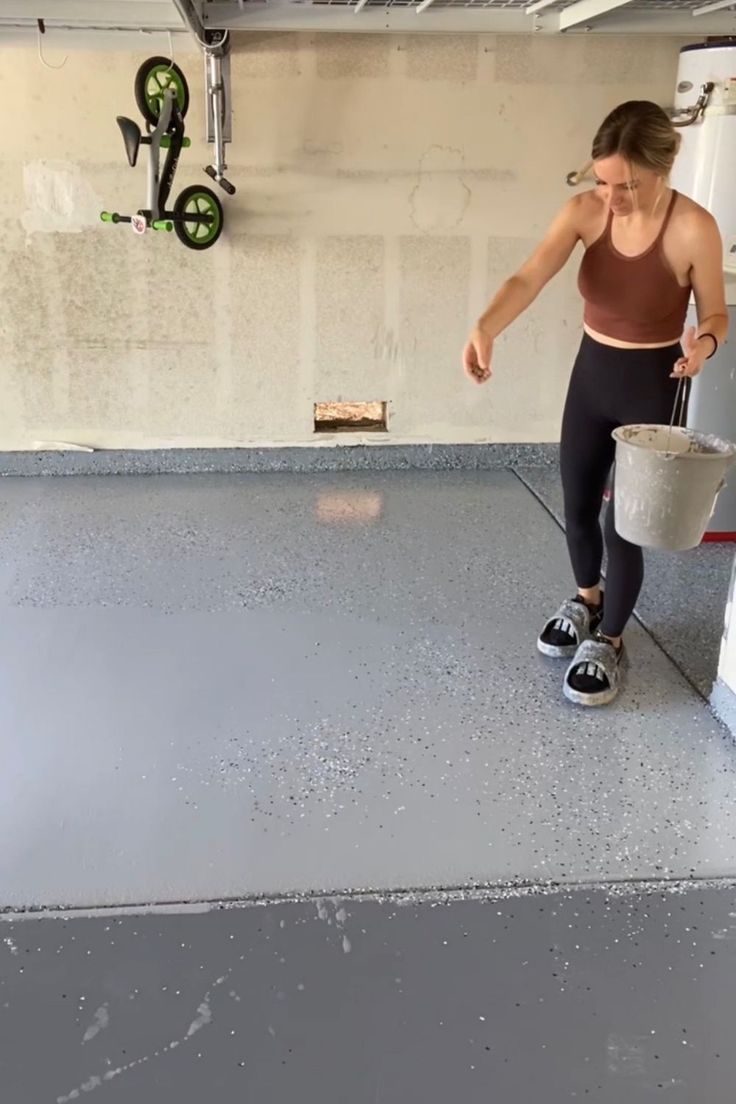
left=116, top=116, right=142, bottom=168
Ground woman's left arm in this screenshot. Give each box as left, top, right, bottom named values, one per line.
left=674, top=211, right=729, bottom=378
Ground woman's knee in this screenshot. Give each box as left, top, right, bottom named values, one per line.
left=564, top=496, right=600, bottom=536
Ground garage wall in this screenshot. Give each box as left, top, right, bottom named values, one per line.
left=0, top=32, right=685, bottom=451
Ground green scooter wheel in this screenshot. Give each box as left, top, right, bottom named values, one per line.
left=134, top=57, right=189, bottom=125
left=173, top=186, right=224, bottom=251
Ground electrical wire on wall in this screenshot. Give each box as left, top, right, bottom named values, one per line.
left=37, top=18, right=67, bottom=70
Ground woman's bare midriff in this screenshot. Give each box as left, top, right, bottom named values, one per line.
left=583, top=323, right=681, bottom=351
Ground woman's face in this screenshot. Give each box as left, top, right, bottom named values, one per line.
left=592, top=154, right=663, bottom=216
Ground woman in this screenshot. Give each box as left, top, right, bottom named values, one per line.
left=463, top=100, right=728, bottom=707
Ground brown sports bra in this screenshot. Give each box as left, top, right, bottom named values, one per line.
left=578, top=190, right=691, bottom=345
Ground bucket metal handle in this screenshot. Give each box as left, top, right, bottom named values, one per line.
left=666, top=375, right=690, bottom=453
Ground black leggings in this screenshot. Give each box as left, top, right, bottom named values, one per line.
left=560, top=333, right=687, bottom=638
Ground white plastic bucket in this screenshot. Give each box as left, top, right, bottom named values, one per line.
left=611, top=424, right=736, bottom=551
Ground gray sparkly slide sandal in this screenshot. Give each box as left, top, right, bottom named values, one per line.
left=563, top=632, right=624, bottom=708
left=537, top=596, right=603, bottom=659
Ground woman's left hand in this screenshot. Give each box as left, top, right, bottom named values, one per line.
left=672, top=326, right=707, bottom=379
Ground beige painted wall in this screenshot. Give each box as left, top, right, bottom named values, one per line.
left=0, top=33, right=685, bottom=451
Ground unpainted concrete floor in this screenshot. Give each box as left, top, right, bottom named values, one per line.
left=1, top=469, right=735, bottom=1103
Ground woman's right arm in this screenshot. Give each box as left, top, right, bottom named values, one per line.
left=463, top=197, right=584, bottom=384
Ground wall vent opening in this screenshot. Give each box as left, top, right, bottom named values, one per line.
left=314, top=401, right=388, bottom=433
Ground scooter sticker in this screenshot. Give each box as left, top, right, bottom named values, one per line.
left=131, top=215, right=147, bottom=235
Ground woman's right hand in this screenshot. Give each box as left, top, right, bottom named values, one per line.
left=463, top=326, right=493, bottom=385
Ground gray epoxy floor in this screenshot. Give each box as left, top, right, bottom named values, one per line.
left=1, top=470, right=736, bottom=910
left=3, top=885, right=736, bottom=1104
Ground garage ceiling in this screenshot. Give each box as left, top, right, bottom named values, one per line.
left=0, top=0, right=735, bottom=38
left=0, top=2, right=183, bottom=33
left=206, top=0, right=736, bottom=34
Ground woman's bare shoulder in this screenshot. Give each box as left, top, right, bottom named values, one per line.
left=564, top=188, right=605, bottom=224
left=673, top=191, right=718, bottom=232
left=560, top=189, right=606, bottom=242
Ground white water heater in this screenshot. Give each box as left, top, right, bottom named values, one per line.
left=670, top=42, right=736, bottom=540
